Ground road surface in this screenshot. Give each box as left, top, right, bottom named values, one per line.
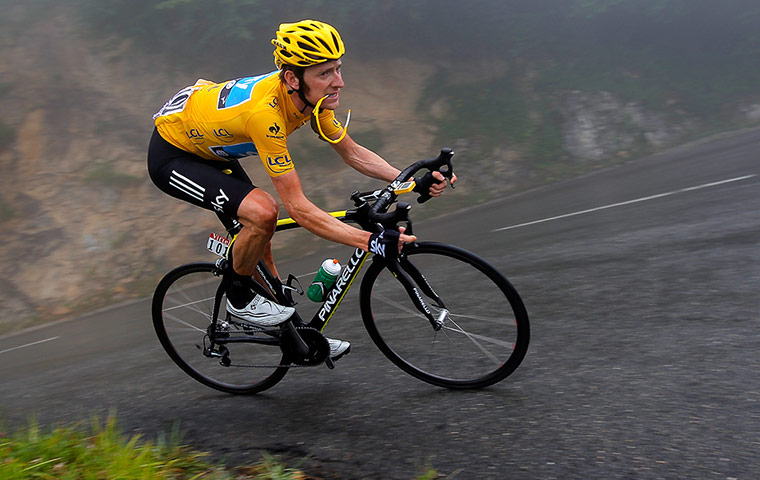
left=2, top=129, right=759, bottom=479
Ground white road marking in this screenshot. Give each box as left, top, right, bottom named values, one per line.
left=493, top=174, right=758, bottom=232
left=0, top=336, right=60, bottom=355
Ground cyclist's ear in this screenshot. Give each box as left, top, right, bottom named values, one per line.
left=282, top=69, right=300, bottom=92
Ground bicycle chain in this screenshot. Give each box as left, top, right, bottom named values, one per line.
left=226, top=362, right=310, bottom=368
left=208, top=325, right=327, bottom=369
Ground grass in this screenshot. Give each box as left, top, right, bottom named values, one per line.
left=0, top=415, right=445, bottom=479
left=0, top=415, right=307, bottom=480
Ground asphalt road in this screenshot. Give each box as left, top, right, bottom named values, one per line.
left=2, top=129, right=760, bottom=479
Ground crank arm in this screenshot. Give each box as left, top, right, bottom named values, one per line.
left=282, top=322, right=310, bottom=356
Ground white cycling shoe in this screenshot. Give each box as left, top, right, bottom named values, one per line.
left=327, top=338, right=351, bottom=360
left=228, top=295, right=349, bottom=359
left=226, top=295, right=294, bottom=327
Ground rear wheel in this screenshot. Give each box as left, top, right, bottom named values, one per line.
left=360, top=243, right=529, bottom=389
left=152, top=263, right=289, bottom=394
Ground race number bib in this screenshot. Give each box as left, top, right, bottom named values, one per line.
left=206, top=232, right=230, bottom=257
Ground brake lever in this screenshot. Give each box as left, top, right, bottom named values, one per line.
left=369, top=201, right=411, bottom=230
left=413, top=149, right=455, bottom=204
left=437, top=148, right=455, bottom=188
left=445, top=173, right=455, bottom=189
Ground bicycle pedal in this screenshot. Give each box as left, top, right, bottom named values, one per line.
left=325, top=345, right=351, bottom=369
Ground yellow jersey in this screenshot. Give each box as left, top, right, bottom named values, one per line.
left=153, top=72, right=343, bottom=177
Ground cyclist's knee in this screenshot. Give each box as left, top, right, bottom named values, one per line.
left=238, top=189, right=279, bottom=235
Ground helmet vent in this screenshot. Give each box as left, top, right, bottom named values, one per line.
left=297, top=41, right=320, bottom=53
left=272, top=19, right=345, bottom=69
left=316, top=37, right=333, bottom=54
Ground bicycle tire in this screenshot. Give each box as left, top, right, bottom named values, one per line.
left=360, top=242, right=529, bottom=389
left=152, top=262, right=289, bottom=394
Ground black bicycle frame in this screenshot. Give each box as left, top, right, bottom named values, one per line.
left=254, top=246, right=371, bottom=332
left=206, top=146, right=458, bottom=346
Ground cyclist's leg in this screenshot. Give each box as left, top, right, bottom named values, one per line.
left=148, top=129, right=291, bottom=323
left=232, top=189, right=279, bottom=277
left=148, top=129, right=279, bottom=255
left=147, top=128, right=256, bottom=217
left=200, top=151, right=280, bottom=283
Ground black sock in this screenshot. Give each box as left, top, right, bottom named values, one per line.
left=227, top=270, right=255, bottom=309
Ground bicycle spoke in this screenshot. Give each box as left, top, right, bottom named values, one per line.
left=447, top=312, right=514, bottom=325
left=162, top=311, right=208, bottom=333
left=372, top=290, right=428, bottom=318
left=442, top=319, right=508, bottom=365
left=442, top=321, right=515, bottom=349
left=362, top=243, right=529, bottom=388
left=163, top=295, right=215, bottom=313
left=153, top=264, right=288, bottom=394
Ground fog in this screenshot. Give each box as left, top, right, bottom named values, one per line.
left=1, top=0, right=759, bottom=333
left=1, top=2, right=760, bottom=479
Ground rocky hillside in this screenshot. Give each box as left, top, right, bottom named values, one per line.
left=0, top=6, right=448, bottom=332
left=1, top=5, right=758, bottom=334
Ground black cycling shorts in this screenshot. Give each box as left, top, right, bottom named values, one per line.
left=147, top=128, right=256, bottom=221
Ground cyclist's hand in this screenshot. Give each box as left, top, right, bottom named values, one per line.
left=368, top=227, right=416, bottom=258
left=429, top=170, right=457, bottom=197
left=398, top=226, right=417, bottom=249
left=413, top=171, right=458, bottom=199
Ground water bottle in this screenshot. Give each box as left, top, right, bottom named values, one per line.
left=307, top=259, right=342, bottom=302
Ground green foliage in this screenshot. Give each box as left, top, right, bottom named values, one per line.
left=74, top=0, right=760, bottom=176
left=530, top=100, right=568, bottom=163
left=0, top=416, right=217, bottom=479
left=425, top=73, right=531, bottom=154
left=76, top=1, right=760, bottom=100
left=0, top=414, right=451, bottom=480
left=245, top=454, right=307, bottom=480
left=76, top=0, right=760, bottom=67
left=77, top=0, right=272, bottom=69
left=75, top=0, right=760, bottom=112
left=416, top=467, right=441, bottom=479
left=0, top=416, right=309, bottom=479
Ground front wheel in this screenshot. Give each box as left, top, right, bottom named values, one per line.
left=152, top=262, right=289, bottom=394
left=360, top=243, right=529, bottom=389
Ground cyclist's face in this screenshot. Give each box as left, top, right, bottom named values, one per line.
left=302, top=60, right=344, bottom=110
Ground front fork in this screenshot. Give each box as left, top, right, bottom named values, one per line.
left=384, top=251, right=448, bottom=331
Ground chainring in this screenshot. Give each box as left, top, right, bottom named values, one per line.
left=280, top=326, right=330, bottom=366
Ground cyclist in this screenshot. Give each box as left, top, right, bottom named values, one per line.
left=147, top=20, right=454, bottom=360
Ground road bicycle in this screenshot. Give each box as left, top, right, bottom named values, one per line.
left=152, top=149, right=530, bottom=394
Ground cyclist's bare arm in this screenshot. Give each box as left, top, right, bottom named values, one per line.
left=270, top=169, right=417, bottom=249
left=332, top=132, right=458, bottom=195
left=330, top=132, right=401, bottom=182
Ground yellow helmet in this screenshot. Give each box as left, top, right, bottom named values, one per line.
left=272, top=20, right=345, bottom=69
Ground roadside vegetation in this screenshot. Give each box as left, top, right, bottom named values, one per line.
left=0, top=415, right=444, bottom=479
left=0, top=416, right=293, bottom=479
left=2, top=1, right=759, bottom=476
left=75, top=0, right=760, bottom=169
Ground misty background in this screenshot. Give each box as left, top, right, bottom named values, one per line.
left=1, top=0, right=759, bottom=333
